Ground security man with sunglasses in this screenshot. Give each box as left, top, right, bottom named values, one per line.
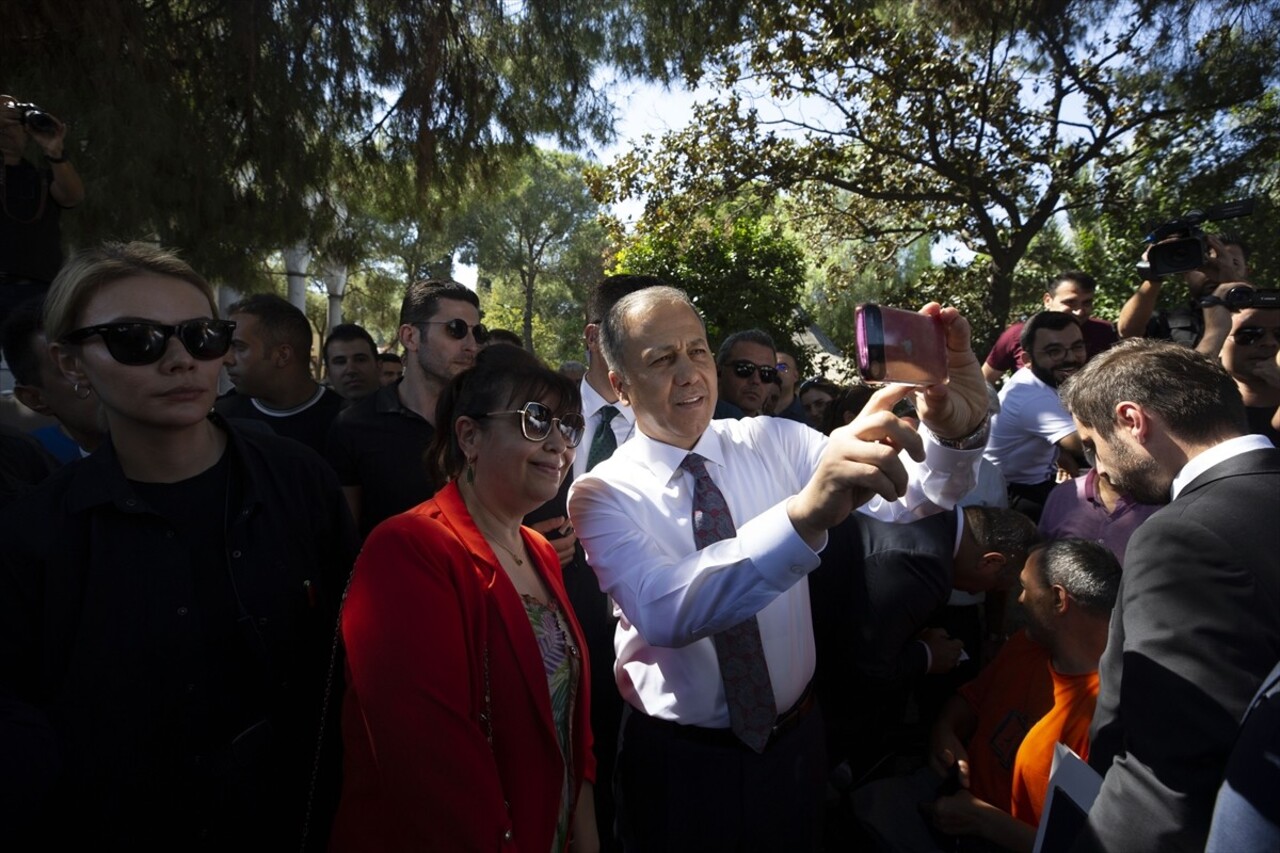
left=1218, top=296, right=1280, bottom=444
left=715, top=328, right=780, bottom=418
left=326, top=279, right=487, bottom=538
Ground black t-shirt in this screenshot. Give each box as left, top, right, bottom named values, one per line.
left=129, top=452, right=266, bottom=748
left=1, top=160, right=65, bottom=282
left=214, top=385, right=343, bottom=456
left=325, top=379, right=441, bottom=538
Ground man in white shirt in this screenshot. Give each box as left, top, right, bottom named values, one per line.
left=568, top=285, right=994, bottom=851
left=1060, top=339, right=1280, bottom=853
left=984, top=311, right=1088, bottom=520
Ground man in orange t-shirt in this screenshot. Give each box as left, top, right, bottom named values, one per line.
left=928, top=539, right=1120, bottom=852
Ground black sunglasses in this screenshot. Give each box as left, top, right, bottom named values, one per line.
left=62, top=319, right=236, bottom=366
left=1231, top=326, right=1280, bottom=347
left=478, top=401, right=586, bottom=447
left=728, top=359, right=778, bottom=383
left=418, top=318, right=489, bottom=343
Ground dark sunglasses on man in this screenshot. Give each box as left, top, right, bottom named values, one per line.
left=1231, top=326, right=1280, bottom=347
left=416, top=318, right=490, bottom=344
left=61, top=319, right=236, bottom=365
left=728, top=359, right=778, bottom=383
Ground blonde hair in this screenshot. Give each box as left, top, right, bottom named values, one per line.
left=44, top=242, right=218, bottom=342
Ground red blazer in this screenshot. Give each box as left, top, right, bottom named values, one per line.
left=330, top=481, right=595, bottom=852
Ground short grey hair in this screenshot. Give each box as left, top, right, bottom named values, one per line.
left=1034, top=538, right=1122, bottom=617
left=601, top=285, right=703, bottom=382
left=716, top=329, right=776, bottom=366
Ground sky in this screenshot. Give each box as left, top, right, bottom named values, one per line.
left=453, top=78, right=704, bottom=288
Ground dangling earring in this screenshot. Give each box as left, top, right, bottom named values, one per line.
left=73, top=382, right=93, bottom=400
left=466, top=456, right=476, bottom=485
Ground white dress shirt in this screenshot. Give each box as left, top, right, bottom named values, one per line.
left=568, top=415, right=981, bottom=727
left=573, top=377, right=637, bottom=480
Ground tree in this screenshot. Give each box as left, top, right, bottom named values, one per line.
left=2, top=0, right=690, bottom=286
left=460, top=150, right=606, bottom=361
left=593, top=0, right=1280, bottom=341
left=611, top=207, right=808, bottom=353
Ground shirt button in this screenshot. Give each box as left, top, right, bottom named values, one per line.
left=125, top=499, right=137, bottom=507
left=790, top=564, right=805, bottom=574
left=165, top=530, right=175, bottom=539
left=231, top=550, right=243, bottom=559
left=177, top=606, right=189, bottom=616
left=185, top=683, right=197, bottom=694
left=502, top=829, right=513, bottom=842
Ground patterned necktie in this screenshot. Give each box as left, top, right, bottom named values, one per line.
left=679, top=453, right=775, bottom=752
left=586, top=405, right=620, bottom=472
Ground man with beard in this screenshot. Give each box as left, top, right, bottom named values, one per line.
left=326, top=279, right=485, bottom=537
left=984, top=312, right=1088, bottom=520
left=1059, top=339, right=1280, bottom=853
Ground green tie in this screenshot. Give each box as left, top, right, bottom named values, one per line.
left=586, top=405, right=619, bottom=471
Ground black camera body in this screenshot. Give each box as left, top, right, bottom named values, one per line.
left=1142, top=199, right=1255, bottom=278
left=11, top=102, right=58, bottom=135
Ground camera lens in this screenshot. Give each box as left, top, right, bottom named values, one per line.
left=22, top=109, right=57, bottom=135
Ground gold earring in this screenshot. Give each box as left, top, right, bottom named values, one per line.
left=73, top=382, right=93, bottom=400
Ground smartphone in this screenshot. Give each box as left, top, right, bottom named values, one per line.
left=855, top=304, right=948, bottom=387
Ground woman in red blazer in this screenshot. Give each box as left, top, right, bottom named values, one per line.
left=330, top=345, right=597, bottom=852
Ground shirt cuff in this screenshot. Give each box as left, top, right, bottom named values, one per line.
left=736, top=499, right=824, bottom=590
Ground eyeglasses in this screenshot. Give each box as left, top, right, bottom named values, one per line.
left=417, top=318, right=489, bottom=343
left=1231, top=326, right=1280, bottom=347
left=478, top=401, right=586, bottom=447
left=62, top=319, right=236, bottom=365
left=727, top=360, right=778, bottom=383
left=1037, top=340, right=1087, bottom=361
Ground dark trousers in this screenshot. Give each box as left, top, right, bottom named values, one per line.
left=615, top=703, right=827, bottom=853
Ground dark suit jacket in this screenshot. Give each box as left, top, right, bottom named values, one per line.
left=810, top=509, right=957, bottom=765
left=1076, top=447, right=1280, bottom=853
left=1206, top=657, right=1280, bottom=852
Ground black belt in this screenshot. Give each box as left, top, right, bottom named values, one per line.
left=641, top=680, right=817, bottom=751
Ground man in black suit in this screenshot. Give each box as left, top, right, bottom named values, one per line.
left=1059, top=338, right=1280, bottom=852
left=810, top=505, right=1038, bottom=774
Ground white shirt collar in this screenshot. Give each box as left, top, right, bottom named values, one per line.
left=1170, top=433, right=1273, bottom=500
left=580, top=375, right=634, bottom=425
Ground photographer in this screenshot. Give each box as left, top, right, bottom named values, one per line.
left=1117, top=230, right=1249, bottom=356
left=0, top=94, right=84, bottom=327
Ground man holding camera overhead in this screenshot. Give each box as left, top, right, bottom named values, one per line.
left=1117, top=216, right=1252, bottom=356
left=0, top=95, right=83, bottom=327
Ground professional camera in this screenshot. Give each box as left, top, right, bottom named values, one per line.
left=9, top=101, right=58, bottom=135
left=1198, top=287, right=1280, bottom=311
left=1140, top=199, right=1255, bottom=278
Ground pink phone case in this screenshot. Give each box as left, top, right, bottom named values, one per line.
left=855, top=304, right=947, bottom=386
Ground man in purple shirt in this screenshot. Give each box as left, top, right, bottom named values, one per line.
left=1037, top=466, right=1159, bottom=566
left=983, top=272, right=1119, bottom=386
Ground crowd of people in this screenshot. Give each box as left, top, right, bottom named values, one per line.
left=1, top=92, right=1278, bottom=853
